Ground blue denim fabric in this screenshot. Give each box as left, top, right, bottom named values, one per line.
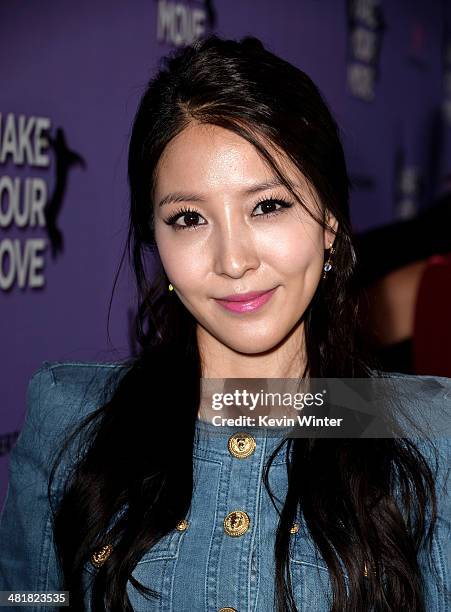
left=0, top=361, right=450, bottom=611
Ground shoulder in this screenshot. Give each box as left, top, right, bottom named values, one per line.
left=370, top=369, right=451, bottom=439
left=29, top=358, right=131, bottom=392
left=21, top=359, right=133, bottom=464
left=369, top=370, right=450, bottom=486
left=379, top=369, right=451, bottom=392
left=0, top=360, right=131, bottom=591
left=371, top=368, right=451, bottom=394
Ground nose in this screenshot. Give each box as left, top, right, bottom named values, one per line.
left=213, top=224, right=260, bottom=279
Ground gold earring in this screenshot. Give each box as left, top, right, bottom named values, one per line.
left=168, top=283, right=174, bottom=292
left=322, top=242, right=335, bottom=279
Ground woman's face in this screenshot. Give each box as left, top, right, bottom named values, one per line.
left=153, top=122, right=338, bottom=360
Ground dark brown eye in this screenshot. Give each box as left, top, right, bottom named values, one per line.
left=178, top=211, right=201, bottom=227
left=259, top=200, right=278, bottom=214
left=253, top=198, right=293, bottom=218
left=164, top=206, right=207, bottom=231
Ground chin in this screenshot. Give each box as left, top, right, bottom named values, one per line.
left=221, top=334, right=284, bottom=356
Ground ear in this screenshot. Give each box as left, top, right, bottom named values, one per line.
left=323, top=210, right=339, bottom=249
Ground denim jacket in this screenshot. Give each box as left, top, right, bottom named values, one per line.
left=0, top=361, right=450, bottom=611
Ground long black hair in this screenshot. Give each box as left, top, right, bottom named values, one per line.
left=49, top=35, right=440, bottom=611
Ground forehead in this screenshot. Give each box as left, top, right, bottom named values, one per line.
left=153, top=122, right=308, bottom=196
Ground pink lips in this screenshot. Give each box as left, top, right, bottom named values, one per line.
left=214, top=287, right=278, bottom=313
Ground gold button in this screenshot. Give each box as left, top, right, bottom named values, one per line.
left=176, top=519, right=189, bottom=531
left=224, top=510, right=250, bottom=537
left=219, top=608, right=238, bottom=612
left=290, top=522, right=300, bottom=534
left=91, top=543, right=113, bottom=568
left=227, top=432, right=256, bottom=458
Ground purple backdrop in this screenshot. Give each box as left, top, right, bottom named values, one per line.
left=1, top=0, right=450, bottom=509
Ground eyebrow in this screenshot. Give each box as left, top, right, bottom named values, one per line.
left=157, top=177, right=286, bottom=208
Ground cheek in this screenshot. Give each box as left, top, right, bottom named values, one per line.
left=155, top=229, right=207, bottom=289
left=263, top=225, right=323, bottom=280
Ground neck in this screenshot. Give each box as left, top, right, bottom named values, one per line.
left=196, top=318, right=307, bottom=379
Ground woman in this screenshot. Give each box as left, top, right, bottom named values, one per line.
left=0, top=35, right=450, bottom=612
